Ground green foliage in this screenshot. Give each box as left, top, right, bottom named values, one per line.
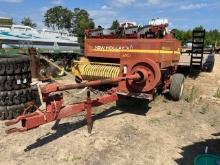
left=0, top=17, right=13, bottom=27
left=21, top=17, right=37, bottom=28
left=73, top=8, right=95, bottom=45
left=199, top=104, right=209, bottom=114
left=174, top=29, right=192, bottom=45
left=44, top=6, right=95, bottom=45
left=148, top=118, right=160, bottom=125
left=206, top=29, right=220, bottom=46
left=185, top=86, right=199, bottom=103
left=44, top=6, right=73, bottom=31
left=193, top=25, right=204, bottom=31
left=110, top=20, right=120, bottom=30
left=214, top=88, right=220, bottom=98
left=174, top=26, right=220, bottom=46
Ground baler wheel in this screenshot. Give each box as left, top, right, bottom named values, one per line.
left=207, top=60, right=215, bottom=72
left=170, top=73, right=185, bottom=101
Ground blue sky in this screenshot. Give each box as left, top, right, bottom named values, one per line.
left=0, top=0, right=219, bottom=30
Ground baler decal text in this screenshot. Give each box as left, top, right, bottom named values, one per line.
left=94, top=45, right=133, bottom=51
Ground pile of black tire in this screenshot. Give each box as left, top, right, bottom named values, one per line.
left=0, top=55, right=36, bottom=120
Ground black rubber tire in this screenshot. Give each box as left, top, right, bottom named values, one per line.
left=0, top=55, right=34, bottom=120
left=0, top=58, right=7, bottom=75
left=0, top=55, right=30, bottom=75
left=170, top=73, right=185, bottom=101
left=0, top=88, right=34, bottom=106
left=207, top=61, right=215, bottom=72
left=0, top=88, right=40, bottom=121
left=0, top=106, right=7, bottom=120
left=0, top=104, right=26, bottom=120
left=0, top=102, right=38, bottom=120
left=0, top=72, right=31, bottom=91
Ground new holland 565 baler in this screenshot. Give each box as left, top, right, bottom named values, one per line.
left=5, top=19, right=185, bottom=134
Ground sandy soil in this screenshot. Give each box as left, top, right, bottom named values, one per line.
left=0, top=55, right=220, bottom=165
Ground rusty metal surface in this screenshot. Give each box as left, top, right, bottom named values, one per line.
left=74, top=33, right=181, bottom=95
left=28, top=48, right=40, bottom=79
left=5, top=89, right=119, bottom=134
left=5, top=72, right=144, bottom=133
left=84, top=38, right=181, bottom=65
left=41, top=73, right=141, bottom=94
left=118, top=57, right=161, bottom=93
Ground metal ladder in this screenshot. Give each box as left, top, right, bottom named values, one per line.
left=190, top=30, right=206, bottom=72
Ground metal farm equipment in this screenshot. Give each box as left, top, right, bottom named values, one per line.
left=5, top=19, right=185, bottom=134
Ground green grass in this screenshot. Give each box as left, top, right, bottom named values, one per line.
left=62, top=155, right=81, bottom=162
left=199, top=104, right=209, bottom=114
left=126, top=125, right=138, bottom=131
left=214, top=87, right=220, bottom=98
left=148, top=118, right=160, bottom=124
left=185, top=86, right=199, bottom=103
left=52, top=76, right=63, bottom=80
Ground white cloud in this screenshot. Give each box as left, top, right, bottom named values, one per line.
left=180, top=3, right=207, bottom=10
left=112, top=0, right=136, bottom=6
left=0, top=0, right=23, bottom=3
left=147, top=0, right=161, bottom=5
left=52, top=0, right=62, bottom=5
left=101, top=5, right=112, bottom=10
left=135, top=0, right=178, bottom=8
left=111, top=0, right=164, bottom=7
left=89, top=5, right=119, bottom=27
left=90, top=10, right=118, bottom=17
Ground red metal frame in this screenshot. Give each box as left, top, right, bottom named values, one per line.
left=5, top=74, right=141, bottom=134
left=5, top=89, right=119, bottom=134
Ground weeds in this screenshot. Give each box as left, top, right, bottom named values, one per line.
left=148, top=118, right=160, bottom=124
left=52, top=76, right=63, bottom=80
left=173, top=113, right=183, bottom=119
left=214, top=87, right=220, bottom=98
left=199, top=104, right=209, bottom=114
left=63, top=155, right=81, bottom=162
left=185, top=86, right=199, bottom=103
left=126, top=125, right=138, bottom=131
left=179, top=108, right=184, bottom=115
left=121, top=125, right=139, bottom=137
left=167, top=111, right=172, bottom=115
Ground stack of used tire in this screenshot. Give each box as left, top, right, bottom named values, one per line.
left=0, top=55, right=35, bottom=120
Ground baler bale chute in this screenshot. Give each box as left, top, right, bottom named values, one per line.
left=5, top=18, right=185, bottom=134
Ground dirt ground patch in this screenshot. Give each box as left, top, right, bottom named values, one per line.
left=0, top=55, right=220, bottom=165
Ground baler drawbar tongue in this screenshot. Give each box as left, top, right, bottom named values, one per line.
left=5, top=73, right=141, bottom=134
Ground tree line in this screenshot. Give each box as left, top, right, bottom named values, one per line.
left=174, top=27, right=220, bottom=46
left=20, top=6, right=94, bottom=45
left=18, top=6, right=220, bottom=47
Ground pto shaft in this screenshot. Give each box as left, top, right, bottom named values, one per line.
left=41, top=73, right=141, bottom=94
